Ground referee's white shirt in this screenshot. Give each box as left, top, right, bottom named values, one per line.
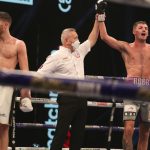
left=37, top=40, right=91, bottom=79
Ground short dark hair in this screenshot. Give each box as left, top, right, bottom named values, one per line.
left=133, top=21, right=148, bottom=29
left=0, top=11, right=12, bottom=25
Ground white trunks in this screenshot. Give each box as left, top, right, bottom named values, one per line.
left=0, top=86, right=14, bottom=125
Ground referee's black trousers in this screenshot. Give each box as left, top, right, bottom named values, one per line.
left=50, top=95, right=87, bottom=150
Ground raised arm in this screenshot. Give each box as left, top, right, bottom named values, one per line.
left=88, top=15, right=100, bottom=48
left=96, top=0, right=125, bottom=52
left=99, top=17, right=125, bottom=52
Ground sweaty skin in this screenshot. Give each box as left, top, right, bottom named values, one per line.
left=122, top=42, right=150, bottom=78
left=100, top=23, right=150, bottom=78
left=99, top=19, right=150, bottom=150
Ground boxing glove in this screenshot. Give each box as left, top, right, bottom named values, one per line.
left=95, top=0, right=107, bottom=14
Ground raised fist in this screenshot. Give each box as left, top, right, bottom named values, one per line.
left=95, top=0, right=107, bottom=14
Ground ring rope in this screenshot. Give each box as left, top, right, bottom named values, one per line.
left=15, top=123, right=139, bottom=131
left=8, top=147, right=123, bottom=150
left=1, top=69, right=150, bottom=102
left=3, top=70, right=143, bottom=149
left=15, top=97, right=123, bottom=108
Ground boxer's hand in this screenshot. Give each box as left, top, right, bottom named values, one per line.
left=95, top=0, right=107, bottom=14
left=20, top=97, right=33, bottom=112
left=97, top=13, right=106, bottom=22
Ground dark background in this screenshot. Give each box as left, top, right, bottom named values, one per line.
left=0, top=0, right=150, bottom=149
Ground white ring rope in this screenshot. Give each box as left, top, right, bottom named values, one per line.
left=15, top=97, right=123, bottom=108
left=14, top=97, right=127, bottom=132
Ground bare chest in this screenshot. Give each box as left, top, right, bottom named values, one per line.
left=127, top=47, right=150, bottom=62
left=0, top=43, right=17, bottom=58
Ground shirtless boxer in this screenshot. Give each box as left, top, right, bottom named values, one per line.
left=96, top=0, right=150, bottom=149
left=0, top=11, right=33, bottom=150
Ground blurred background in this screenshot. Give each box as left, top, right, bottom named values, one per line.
left=0, top=0, right=150, bottom=149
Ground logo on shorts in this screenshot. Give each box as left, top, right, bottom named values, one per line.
left=133, top=78, right=150, bottom=86
left=124, top=105, right=136, bottom=113
left=128, top=106, right=135, bottom=111
left=124, top=112, right=136, bottom=116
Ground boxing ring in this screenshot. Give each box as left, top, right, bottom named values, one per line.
left=0, top=69, right=149, bottom=150
left=8, top=97, right=139, bottom=150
